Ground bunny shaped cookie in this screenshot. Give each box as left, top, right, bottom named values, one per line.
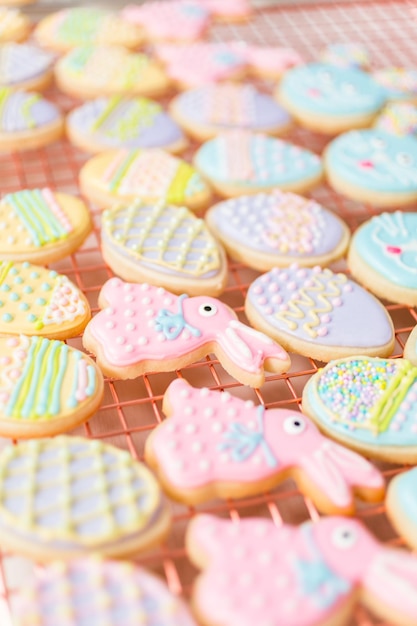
left=83, top=278, right=290, bottom=386
left=187, top=514, right=417, bottom=626
left=145, top=379, right=384, bottom=513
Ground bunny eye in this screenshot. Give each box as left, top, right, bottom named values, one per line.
left=283, top=415, right=306, bottom=435
left=198, top=303, right=218, bottom=317
left=396, top=152, right=413, bottom=167
left=331, top=525, right=358, bottom=550
left=371, top=137, right=386, bottom=150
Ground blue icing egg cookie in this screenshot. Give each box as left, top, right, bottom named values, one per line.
left=387, top=468, right=417, bottom=549
left=302, top=356, right=417, bottom=463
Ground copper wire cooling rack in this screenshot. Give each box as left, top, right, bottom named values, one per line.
left=1, top=1, right=417, bottom=624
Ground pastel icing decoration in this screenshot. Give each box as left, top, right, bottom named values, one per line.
left=325, top=129, right=417, bottom=206
left=55, top=45, right=170, bottom=100
left=122, top=1, right=210, bottom=41
left=101, top=201, right=228, bottom=296
left=14, top=559, right=198, bottom=626
left=0, top=261, right=90, bottom=339
left=319, top=43, right=370, bottom=70
left=206, top=190, right=350, bottom=271
left=245, top=265, right=395, bottom=362
left=0, top=8, right=30, bottom=43
left=404, top=326, right=417, bottom=367
left=0, top=335, right=103, bottom=439
left=348, top=211, right=417, bottom=306
left=277, top=63, right=386, bottom=133
left=0, top=189, right=92, bottom=264
left=0, top=435, right=170, bottom=560
left=374, top=102, right=417, bottom=136
left=193, top=130, right=323, bottom=198
left=79, top=148, right=212, bottom=211
left=373, top=67, right=417, bottom=102
left=198, top=0, right=251, bottom=20
left=387, top=467, right=417, bottom=551
left=34, top=7, right=144, bottom=53
left=83, top=277, right=291, bottom=387
left=187, top=514, right=417, bottom=626
left=0, top=43, right=54, bottom=91
left=246, top=45, right=303, bottom=79
left=302, top=356, right=417, bottom=463
left=169, top=83, right=292, bottom=140
left=146, top=378, right=384, bottom=513
left=67, top=95, right=187, bottom=154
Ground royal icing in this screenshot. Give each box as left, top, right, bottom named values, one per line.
left=102, top=201, right=222, bottom=279
left=352, top=211, right=417, bottom=290
left=198, top=0, right=251, bottom=18
left=389, top=468, right=417, bottom=530
left=0, top=335, right=96, bottom=420
left=246, top=45, right=303, bottom=76
left=173, top=83, right=291, bottom=131
left=325, top=129, right=417, bottom=192
left=122, top=1, right=210, bottom=40
left=194, top=130, right=322, bottom=188
left=149, top=379, right=383, bottom=509
left=14, top=559, right=198, bottom=626
left=208, top=190, right=346, bottom=260
left=0, top=435, right=166, bottom=550
left=68, top=96, right=184, bottom=150
left=0, top=43, right=53, bottom=86
left=247, top=265, right=393, bottom=349
left=85, top=278, right=289, bottom=381
left=0, top=88, right=59, bottom=132
left=404, top=326, right=417, bottom=367
left=188, top=514, right=417, bottom=626
left=304, top=357, right=417, bottom=448
left=373, top=67, right=417, bottom=101
left=374, top=102, right=417, bottom=136
left=280, top=63, right=385, bottom=115
left=100, top=148, right=206, bottom=201
left=319, top=43, right=370, bottom=70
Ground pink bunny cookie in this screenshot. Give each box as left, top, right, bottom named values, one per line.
left=83, top=278, right=290, bottom=386
left=145, top=379, right=384, bottom=513
left=187, top=514, right=417, bottom=626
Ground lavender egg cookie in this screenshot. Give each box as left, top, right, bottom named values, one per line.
left=0, top=43, right=54, bottom=92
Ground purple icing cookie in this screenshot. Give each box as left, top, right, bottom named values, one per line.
left=206, top=190, right=350, bottom=271
left=245, top=265, right=395, bottom=361
left=0, top=42, right=54, bottom=90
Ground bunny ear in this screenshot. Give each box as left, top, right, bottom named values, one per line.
left=362, top=548, right=417, bottom=621
left=162, top=379, right=194, bottom=417
left=186, top=515, right=235, bottom=569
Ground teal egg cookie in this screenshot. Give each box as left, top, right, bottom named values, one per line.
left=387, top=468, right=417, bottom=550
left=302, top=356, right=417, bottom=463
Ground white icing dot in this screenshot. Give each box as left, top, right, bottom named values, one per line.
left=142, top=297, right=151, bottom=305
left=105, top=307, right=114, bottom=315
left=125, top=309, right=135, bottom=317
left=116, top=336, right=126, bottom=345
left=199, top=459, right=210, bottom=471
left=106, top=321, right=115, bottom=329
left=221, top=392, right=231, bottom=403
left=245, top=400, right=255, bottom=409
left=137, top=336, right=148, bottom=345
left=125, top=294, right=134, bottom=303
left=146, top=309, right=155, bottom=317
left=125, top=344, right=134, bottom=352
left=180, top=388, right=191, bottom=398
left=140, top=283, right=149, bottom=291
left=166, top=423, right=176, bottom=432
left=126, top=323, right=136, bottom=331
left=200, top=388, right=209, bottom=397
left=212, top=421, right=223, bottom=433
left=239, top=573, right=253, bottom=586
left=184, top=423, right=197, bottom=434
left=227, top=408, right=237, bottom=418
left=157, top=287, right=165, bottom=295
left=191, top=441, right=202, bottom=453
left=157, top=333, right=166, bottom=342
left=184, top=406, right=194, bottom=416
left=163, top=297, right=173, bottom=306
left=168, top=440, right=178, bottom=449
left=204, top=407, right=214, bottom=417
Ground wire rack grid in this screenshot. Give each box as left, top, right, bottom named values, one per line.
left=1, top=1, right=417, bottom=624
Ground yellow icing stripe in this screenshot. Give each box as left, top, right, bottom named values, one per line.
left=369, top=360, right=417, bottom=434
left=0, top=261, right=12, bottom=286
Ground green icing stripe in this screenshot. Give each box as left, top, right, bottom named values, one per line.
left=0, top=261, right=12, bottom=287
left=31, top=190, right=67, bottom=240
left=6, top=337, right=44, bottom=418
left=168, top=162, right=192, bottom=203
left=91, top=95, right=122, bottom=131
left=20, top=339, right=55, bottom=419
left=5, top=193, right=42, bottom=246
left=108, top=149, right=140, bottom=192
left=5, top=190, right=67, bottom=247
left=49, top=342, right=69, bottom=416
left=20, top=94, right=40, bottom=129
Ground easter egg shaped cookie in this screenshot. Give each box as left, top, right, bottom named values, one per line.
left=194, top=130, right=323, bottom=198
left=373, top=67, right=417, bottom=103
left=0, top=189, right=92, bottom=264
left=404, top=326, right=417, bottom=366
left=80, top=148, right=212, bottom=211
left=0, top=261, right=90, bottom=339
left=0, top=335, right=103, bottom=439
left=0, top=43, right=54, bottom=92
left=302, top=356, right=417, bottom=463
left=348, top=211, right=417, bottom=306
left=101, top=201, right=228, bottom=296
left=387, top=467, right=417, bottom=551
left=325, top=129, right=417, bottom=207
left=206, top=190, right=350, bottom=271
left=0, top=435, right=170, bottom=560
left=0, top=8, right=30, bottom=43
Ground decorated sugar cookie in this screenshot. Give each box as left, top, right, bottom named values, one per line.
left=0, top=189, right=92, bottom=264
left=146, top=379, right=384, bottom=513
left=14, top=558, right=198, bottom=626
left=0, top=43, right=54, bottom=92
left=169, top=83, right=292, bottom=141
left=0, top=8, right=30, bottom=43
left=245, top=265, right=395, bottom=362
left=199, top=0, right=251, bottom=22
left=67, top=95, right=187, bottom=154
left=246, top=45, right=303, bottom=79
left=0, top=335, right=103, bottom=439
left=55, top=45, right=170, bottom=100
left=348, top=211, right=417, bottom=306
left=404, top=326, right=417, bottom=366
left=122, top=1, right=210, bottom=41
left=101, top=201, right=228, bottom=296
left=0, top=435, right=170, bottom=560
left=187, top=514, right=417, bottom=626
left=387, top=468, right=417, bottom=551
left=325, top=129, right=417, bottom=206
left=319, top=42, right=370, bottom=70
left=373, top=67, right=417, bottom=103
left=277, top=63, right=385, bottom=134
left=206, top=190, right=350, bottom=271
left=374, top=102, right=417, bottom=136
left=34, top=7, right=144, bottom=53
left=193, top=130, right=323, bottom=198
left=302, top=356, right=417, bottom=463
left=83, top=277, right=290, bottom=386
left=80, top=148, right=212, bottom=211
left=0, top=261, right=90, bottom=339
left=0, top=88, right=63, bottom=152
